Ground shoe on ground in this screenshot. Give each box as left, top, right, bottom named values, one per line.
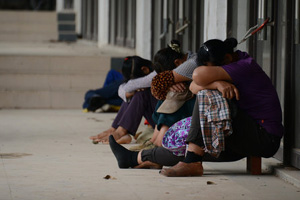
left=95, top=104, right=121, bottom=113
left=88, top=96, right=106, bottom=112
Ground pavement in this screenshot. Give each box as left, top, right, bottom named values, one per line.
left=1, top=109, right=300, bottom=200
left=1, top=10, right=299, bottom=200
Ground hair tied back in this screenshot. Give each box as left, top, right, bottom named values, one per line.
left=168, top=43, right=181, bottom=53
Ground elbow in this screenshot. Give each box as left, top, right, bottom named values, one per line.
left=192, top=67, right=207, bottom=86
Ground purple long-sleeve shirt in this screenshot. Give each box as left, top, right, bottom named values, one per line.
left=222, top=50, right=284, bottom=137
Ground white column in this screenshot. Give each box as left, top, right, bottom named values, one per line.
left=73, top=0, right=82, bottom=35
left=203, top=0, right=228, bottom=41
left=236, top=0, right=249, bottom=52
left=98, top=0, right=110, bottom=47
left=135, top=0, right=152, bottom=60
left=56, top=0, right=64, bottom=12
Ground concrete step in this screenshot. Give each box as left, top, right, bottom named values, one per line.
left=0, top=11, right=57, bottom=42
left=0, top=90, right=84, bottom=109
left=0, top=74, right=106, bottom=91
left=0, top=55, right=110, bottom=75
left=0, top=11, right=132, bottom=109
left=0, top=55, right=111, bottom=109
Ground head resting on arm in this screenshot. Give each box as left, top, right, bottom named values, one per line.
left=192, top=38, right=238, bottom=87
left=196, top=38, right=238, bottom=66
left=153, top=39, right=186, bottom=73
left=122, top=56, right=153, bottom=82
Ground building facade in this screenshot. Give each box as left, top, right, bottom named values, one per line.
left=56, top=0, right=300, bottom=170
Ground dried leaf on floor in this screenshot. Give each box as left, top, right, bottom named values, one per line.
left=206, top=181, right=216, bottom=185
left=103, top=175, right=116, bottom=180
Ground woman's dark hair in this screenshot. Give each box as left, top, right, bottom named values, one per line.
left=122, top=56, right=153, bottom=82
left=196, top=38, right=238, bottom=66
left=153, top=40, right=185, bottom=73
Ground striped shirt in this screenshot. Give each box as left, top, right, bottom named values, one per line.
left=174, top=51, right=198, bottom=80
left=197, top=90, right=232, bottom=157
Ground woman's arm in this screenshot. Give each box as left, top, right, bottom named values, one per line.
left=173, top=53, right=198, bottom=82
left=192, top=66, right=232, bottom=86
left=173, top=71, right=191, bottom=82
left=118, top=83, right=130, bottom=102
left=118, top=71, right=157, bottom=102
left=190, top=80, right=239, bottom=100
left=122, top=71, right=157, bottom=92
left=192, top=66, right=239, bottom=100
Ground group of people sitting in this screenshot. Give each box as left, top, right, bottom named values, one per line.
left=87, top=37, right=284, bottom=177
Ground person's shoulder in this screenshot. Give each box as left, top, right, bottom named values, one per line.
left=149, top=71, right=157, bottom=76
left=236, top=50, right=259, bottom=67
left=187, top=51, right=197, bottom=60
left=184, top=52, right=198, bottom=66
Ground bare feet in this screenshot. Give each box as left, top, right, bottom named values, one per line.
left=160, top=162, right=203, bottom=177
left=91, top=126, right=132, bottom=144
left=134, top=161, right=162, bottom=169
left=89, top=127, right=115, bottom=140
left=100, top=132, right=132, bottom=144
left=116, top=134, right=132, bottom=144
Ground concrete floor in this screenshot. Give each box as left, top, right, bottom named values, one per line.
left=0, top=109, right=299, bottom=200
left=1, top=10, right=299, bottom=200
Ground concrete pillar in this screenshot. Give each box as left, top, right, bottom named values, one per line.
left=98, top=0, right=110, bottom=47
left=56, top=0, right=64, bottom=12
left=236, top=0, right=249, bottom=52
left=73, top=0, right=82, bottom=35
left=135, top=0, right=152, bottom=60
left=203, top=0, right=228, bottom=41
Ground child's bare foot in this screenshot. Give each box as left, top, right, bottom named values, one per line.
left=101, top=134, right=132, bottom=144
left=116, top=134, right=132, bottom=144
left=99, top=130, right=132, bottom=144
left=89, top=127, right=115, bottom=140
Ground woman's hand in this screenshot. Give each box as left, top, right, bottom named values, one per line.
left=125, top=88, right=145, bottom=99
left=215, top=81, right=239, bottom=100
left=169, top=83, right=186, bottom=92
left=125, top=91, right=136, bottom=99
left=136, top=88, right=145, bottom=92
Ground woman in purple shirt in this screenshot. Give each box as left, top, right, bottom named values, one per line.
left=160, top=38, right=284, bottom=177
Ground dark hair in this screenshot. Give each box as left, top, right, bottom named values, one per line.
left=153, top=40, right=185, bottom=73
left=122, top=56, right=153, bottom=82
left=196, top=38, right=238, bottom=66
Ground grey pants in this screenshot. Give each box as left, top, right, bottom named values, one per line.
left=141, top=147, right=184, bottom=167
left=112, top=89, right=157, bottom=136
